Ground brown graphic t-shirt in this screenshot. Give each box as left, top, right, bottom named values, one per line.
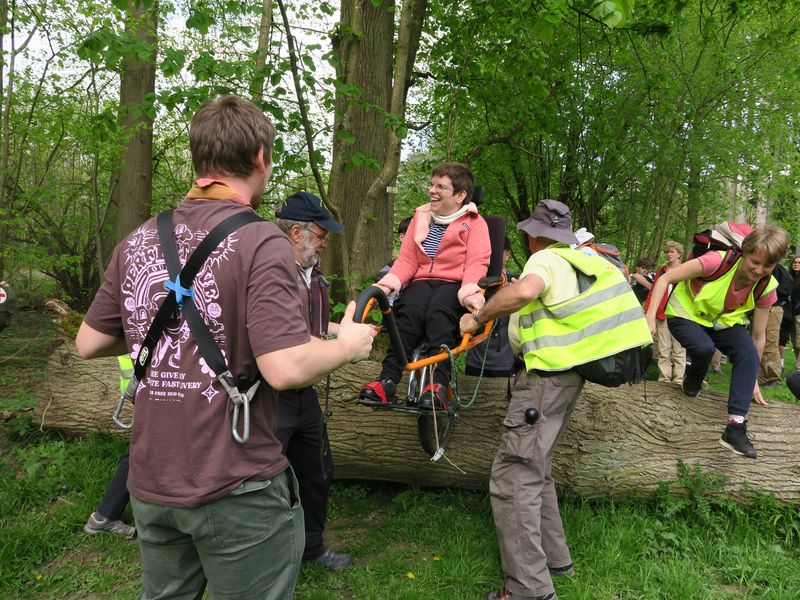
left=85, top=199, right=309, bottom=507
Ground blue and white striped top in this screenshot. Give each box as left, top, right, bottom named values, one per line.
left=421, top=222, right=448, bottom=260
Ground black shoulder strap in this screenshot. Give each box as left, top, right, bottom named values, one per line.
left=132, top=209, right=262, bottom=382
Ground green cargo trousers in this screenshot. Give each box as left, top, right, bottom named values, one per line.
left=489, top=369, right=584, bottom=598
left=131, top=468, right=304, bottom=600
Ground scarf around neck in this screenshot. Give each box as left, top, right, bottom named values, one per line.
left=185, top=178, right=251, bottom=206
left=431, top=202, right=472, bottom=225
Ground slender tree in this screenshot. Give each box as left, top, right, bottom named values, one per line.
left=112, top=0, right=158, bottom=243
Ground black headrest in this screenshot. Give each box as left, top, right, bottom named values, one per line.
left=472, top=186, right=484, bottom=206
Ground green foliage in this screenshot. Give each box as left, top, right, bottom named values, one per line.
left=186, top=3, right=216, bottom=34
left=159, top=48, right=187, bottom=76
left=411, top=0, right=800, bottom=265
left=585, top=0, right=635, bottom=27
left=347, top=150, right=381, bottom=171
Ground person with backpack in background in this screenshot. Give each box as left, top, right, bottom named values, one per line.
left=645, top=241, right=687, bottom=386
left=573, top=227, right=629, bottom=277
left=460, top=200, right=650, bottom=600
left=630, top=258, right=655, bottom=304
left=757, top=260, right=793, bottom=387
left=645, top=224, right=789, bottom=459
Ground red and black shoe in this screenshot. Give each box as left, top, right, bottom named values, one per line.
left=359, top=379, right=397, bottom=405
left=418, top=383, right=449, bottom=411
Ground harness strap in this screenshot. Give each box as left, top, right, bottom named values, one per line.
left=119, top=209, right=263, bottom=439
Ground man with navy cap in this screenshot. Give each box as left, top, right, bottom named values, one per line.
left=273, top=191, right=352, bottom=571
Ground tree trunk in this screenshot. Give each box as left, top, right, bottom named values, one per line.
left=35, top=344, right=800, bottom=502
left=684, top=153, right=701, bottom=253
left=249, top=0, right=273, bottom=103
left=113, top=0, right=158, bottom=243
left=325, top=0, right=393, bottom=300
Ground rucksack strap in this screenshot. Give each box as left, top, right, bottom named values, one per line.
left=697, top=249, right=770, bottom=301
left=752, top=275, right=771, bottom=302
left=698, top=248, right=739, bottom=283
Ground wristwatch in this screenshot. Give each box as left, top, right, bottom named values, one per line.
left=471, top=310, right=482, bottom=325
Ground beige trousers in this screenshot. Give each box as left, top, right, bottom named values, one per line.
left=758, top=305, right=783, bottom=385
left=490, top=368, right=584, bottom=598
left=656, top=318, right=686, bottom=384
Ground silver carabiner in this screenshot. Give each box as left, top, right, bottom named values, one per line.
left=219, top=371, right=261, bottom=444
left=112, top=376, right=138, bottom=430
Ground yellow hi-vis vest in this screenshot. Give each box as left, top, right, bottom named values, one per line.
left=665, top=252, right=777, bottom=329
left=117, top=355, right=134, bottom=395
left=518, top=247, right=652, bottom=372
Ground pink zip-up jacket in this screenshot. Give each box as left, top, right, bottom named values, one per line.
left=378, top=202, right=491, bottom=306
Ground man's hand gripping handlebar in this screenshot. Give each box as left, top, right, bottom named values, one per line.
left=337, top=301, right=378, bottom=363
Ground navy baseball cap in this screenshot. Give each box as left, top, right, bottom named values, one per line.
left=275, top=191, right=344, bottom=233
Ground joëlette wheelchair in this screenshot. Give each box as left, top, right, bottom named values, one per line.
left=354, top=214, right=508, bottom=460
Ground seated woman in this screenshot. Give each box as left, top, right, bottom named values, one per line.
left=645, top=224, right=789, bottom=459
left=360, top=163, right=490, bottom=410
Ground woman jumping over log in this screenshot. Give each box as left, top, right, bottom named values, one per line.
left=646, top=224, right=789, bottom=459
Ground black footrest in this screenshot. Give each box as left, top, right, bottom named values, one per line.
left=356, top=399, right=424, bottom=415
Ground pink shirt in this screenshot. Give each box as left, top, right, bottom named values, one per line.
left=694, top=253, right=776, bottom=311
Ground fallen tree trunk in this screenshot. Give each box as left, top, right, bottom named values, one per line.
left=35, top=342, right=800, bottom=502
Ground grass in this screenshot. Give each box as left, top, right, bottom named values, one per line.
left=2, top=312, right=799, bottom=599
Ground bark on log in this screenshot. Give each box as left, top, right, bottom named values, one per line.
left=36, top=344, right=800, bottom=502
left=34, top=342, right=131, bottom=436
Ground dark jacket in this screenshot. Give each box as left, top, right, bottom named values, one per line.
left=772, top=264, right=793, bottom=307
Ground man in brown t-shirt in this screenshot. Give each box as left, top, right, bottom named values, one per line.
left=76, top=95, right=375, bottom=600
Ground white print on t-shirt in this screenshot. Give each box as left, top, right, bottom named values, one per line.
left=120, top=223, right=240, bottom=405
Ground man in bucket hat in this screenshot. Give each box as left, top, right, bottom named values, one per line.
left=461, top=199, right=646, bottom=600
left=273, top=192, right=354, bottom=571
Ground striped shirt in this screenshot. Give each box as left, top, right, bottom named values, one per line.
left=422, top=222, right=448, bottom=259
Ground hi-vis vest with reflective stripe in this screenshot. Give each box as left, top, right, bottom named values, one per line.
left=665, top=252, right=777, bottom=329
left=117, top=355, right=134, bottom=395
left=518, top=247, right=652, bottom=372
